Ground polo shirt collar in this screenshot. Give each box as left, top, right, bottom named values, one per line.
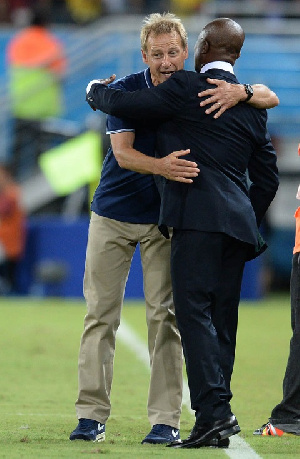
left=145, top=68, right=153, bottom=87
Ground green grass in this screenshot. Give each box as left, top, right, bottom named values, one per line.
left=0, top=294, right=299, bottom=458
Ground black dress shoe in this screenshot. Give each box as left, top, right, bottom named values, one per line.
left=166, top=437, right=230, bottom=449
left=166, top=415, right=240, bottom=449
left=204, top=437, right=230, bottom=448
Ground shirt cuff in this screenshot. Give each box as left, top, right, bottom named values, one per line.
left=86, top=79, right=101, bottom=94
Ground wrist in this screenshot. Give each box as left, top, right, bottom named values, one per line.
left=243, top=84, right=254, bottom=102
left=238, top=84, right=247, bottom=102
left=152, top=157, right=161, bottom=176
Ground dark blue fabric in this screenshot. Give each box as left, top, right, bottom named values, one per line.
left=91, top=68, right=161, bottom=223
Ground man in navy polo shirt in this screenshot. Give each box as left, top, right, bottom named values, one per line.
left=70, top=13, right=194, bottom=446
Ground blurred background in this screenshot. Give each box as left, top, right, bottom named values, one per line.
left=0, top=0, right=299, bottom=300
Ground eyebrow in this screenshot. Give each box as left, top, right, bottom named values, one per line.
left=150, top=45, right=180, bottom=52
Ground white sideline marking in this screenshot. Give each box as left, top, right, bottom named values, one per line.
left=118, top=320, right=262, bottom=459
left=225, top=435, right=262, bottom=459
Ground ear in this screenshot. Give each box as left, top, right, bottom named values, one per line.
left=184, top=46, right=189, bottom=60
left=236, top=51, right=241, bottom=60
left=202, top=40, right=209, bottom=54
left=141, top=49, right=148, bottom=65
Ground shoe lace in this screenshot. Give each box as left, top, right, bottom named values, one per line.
left=78, top=418, right=97, bottom=431
left=151, top=424, right=175, bottom=435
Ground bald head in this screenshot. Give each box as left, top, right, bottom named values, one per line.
left=194, top=18, right=245, bottom=72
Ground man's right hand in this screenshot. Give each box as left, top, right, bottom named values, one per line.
left=156, top=149, right=200, bottom=183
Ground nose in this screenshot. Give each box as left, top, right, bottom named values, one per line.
left=161, top=54, right=172, bottom=67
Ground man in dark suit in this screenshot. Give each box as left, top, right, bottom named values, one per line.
left=86, top=18, right=279, bottom=448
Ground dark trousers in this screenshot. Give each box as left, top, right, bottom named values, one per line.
left=171, top=229, right=249, bottom=424
left=11, top=118, right=43, bottom=180
left=0, top=259, right=17, bottom=294
left=270, top=252, right=300, bottom=434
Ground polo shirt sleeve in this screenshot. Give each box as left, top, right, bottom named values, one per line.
left=106, top=114, right=135, bottom=134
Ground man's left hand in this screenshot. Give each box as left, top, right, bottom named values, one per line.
left=157, top=149, right=200, bottom=183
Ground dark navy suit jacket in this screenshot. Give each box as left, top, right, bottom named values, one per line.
left=87, top=68, right=279, bottom=249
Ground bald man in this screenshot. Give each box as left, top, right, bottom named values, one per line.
left=86, top=18, right=279, bottom=448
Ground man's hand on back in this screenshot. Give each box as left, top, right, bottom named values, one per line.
left=155, top=149, right=200, bottom=183
left=198, top=78, right=246, bottom=119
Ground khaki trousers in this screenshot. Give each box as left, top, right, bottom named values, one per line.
left=75, top=213, right=183, bottom=428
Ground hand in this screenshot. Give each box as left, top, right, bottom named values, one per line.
left=158, top=149, right=200, bottom=183
left=96, top=74, right=116, bottom=86
left=198, top=78, right=245, bottom=119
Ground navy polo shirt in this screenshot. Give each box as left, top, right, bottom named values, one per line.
left=91, top=68, right=161, bottom=224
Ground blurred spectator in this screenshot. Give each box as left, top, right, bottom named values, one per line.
left=0, top=164, right=26, bottom=295
left=66, top=0, right=102, bottom=23
left=142, top=0, right=171, bottom=14
left=101, top=0, right=126, bottom=15
left=171, top=0, right=208, bottom=15
left=8, top=0, right=33, bottom=27
left=6, top=7, right=67, bottom=180
left=0, top=0, right=9, bottom=23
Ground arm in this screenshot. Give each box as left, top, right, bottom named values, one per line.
left=198, top=79, right=279, bottom=119
left=248, top=135, right=279, bottom=226
left=111, top=131, right=199, bottom=183
left=86, top=73, right=187, bottom=120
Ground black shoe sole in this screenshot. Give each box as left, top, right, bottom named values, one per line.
left=142, top=439, right=174, bottom=444
left=204, top=437, right=230, bottom=448
left=217, top=424, right=241, bottom=440
left=70, top=435, right=91, bottom=441
left=167, top=421, right=240, bottom=448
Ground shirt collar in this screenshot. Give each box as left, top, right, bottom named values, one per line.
left=200, top=61, right=235, bottom=74
left=145, top=68, right=153, bottom=88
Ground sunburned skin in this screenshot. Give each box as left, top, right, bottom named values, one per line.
left=141, top=31, right=188, bottom=86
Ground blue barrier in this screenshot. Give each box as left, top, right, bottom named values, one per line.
left=16, top=216, right=145, bottom=298
left=16, top=217, right=263, bottom=300
left=16, top=217, right=89, bottom=297
left=241, top=257, right=263, bottom=301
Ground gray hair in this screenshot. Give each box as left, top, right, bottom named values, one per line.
left=140, top=12, right=188, bottom=52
